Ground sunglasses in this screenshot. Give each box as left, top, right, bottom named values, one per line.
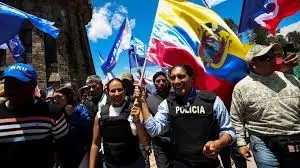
left=169, top=74, right=188, bottom=81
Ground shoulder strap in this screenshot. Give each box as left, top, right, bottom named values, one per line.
left=197, top=90, right=216, bottom=103
left=166, top=92, right=176, bottom=104
left=119, top=101, right=132, bottom=119
left=100, top=104, right=110, bottom=118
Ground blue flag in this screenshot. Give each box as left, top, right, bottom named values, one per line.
left=238, top=0, right=266, bottom=33
left=128, top=37, right=155, bottom=69
left=0, top=2, right=60, bottom=44
left=6, top=35, right=25, bottom=62
left=101, top=18, right=132, bottom=74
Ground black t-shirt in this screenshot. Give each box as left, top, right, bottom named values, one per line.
left=0, top=101, right=68, bottom=168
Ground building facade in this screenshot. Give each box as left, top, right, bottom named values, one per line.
left=0, top=0, right=95, bottom=89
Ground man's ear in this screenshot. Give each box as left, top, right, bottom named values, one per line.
left=249, top=60, right=256, bottom=69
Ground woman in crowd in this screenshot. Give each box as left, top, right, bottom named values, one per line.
left=89, top=78, right=149, bottom=168
left=53, top=85, right=92, bottom=168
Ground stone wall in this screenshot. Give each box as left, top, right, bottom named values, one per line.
left=2, top=0, right=95, bottom=90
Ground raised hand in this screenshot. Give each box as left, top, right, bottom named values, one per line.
left=133, top=85, right=146, bottom=102
left=281, top=53, right=300, bottom=73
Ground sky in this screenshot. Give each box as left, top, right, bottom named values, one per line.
left=86, top=0, right=300, bottom=82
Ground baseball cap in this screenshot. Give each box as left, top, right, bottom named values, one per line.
left=121, top=72, right=134, bottom=82
left=1, top=63, right=37, bottom=82
left=246, top=43, right=280, bottom=62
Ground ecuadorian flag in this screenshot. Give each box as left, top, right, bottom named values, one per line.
left=147, top=0, right=250, bottom=106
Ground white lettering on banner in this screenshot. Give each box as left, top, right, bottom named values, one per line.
left=175, top=106, right=206, bottom=114
left=8, top=65, right=27, bottom=72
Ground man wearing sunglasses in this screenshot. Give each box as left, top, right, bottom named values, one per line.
left=134, top=65, right=235, bottom=168
left=230, top=43, right=300, bottom=168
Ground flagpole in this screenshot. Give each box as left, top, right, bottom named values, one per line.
left=129, top=52, right=132, bottom=73
left=134, top=54, right=139, bottom=70
left=98, top=51, right=105, bottom=64
left=138, top=44, right=148, bottom=86
left=201, top=0, right=209, bottom=8
left=138, top=54, right=148, bottom=86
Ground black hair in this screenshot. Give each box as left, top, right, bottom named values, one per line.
left=168, top=64, right=195, bottom=77
left=152, top=71, right=168, bottom=83
left=106, top=78, right=124, bottom=92
left=54, top=86, right=75, bottom=106
left=40, top=90, right=46, bottom=100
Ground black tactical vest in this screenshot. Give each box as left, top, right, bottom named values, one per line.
left=167, top=91, right=219, bottom=167
left=99, top=102, right=141, bottom=165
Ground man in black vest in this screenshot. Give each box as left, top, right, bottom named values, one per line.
left=121, top=72, right=151, bottom=168
left=146, top=71, right=172, bottom=168
left=134, top=64, right=236, bottom=168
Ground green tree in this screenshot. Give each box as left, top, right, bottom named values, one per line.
left=286, top=31, right=300, bottom=49
left=252, top=28, right=271, bottom=45
left=268, top=34, right=288, bottom=47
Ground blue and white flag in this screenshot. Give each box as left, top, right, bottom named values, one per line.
left=6, top=35, right=24, bottom=62
left=202, top=0, right=227, bottom=8
left=0, top=2, right=60, bottom=44
left=101, top=18, right=132, bottom=74
left=130, top=37, right=146, bottom=56
left=128, top=37, right=155, bottom=69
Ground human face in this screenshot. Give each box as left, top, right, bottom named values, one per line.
left=4, top=77, right=35, bottom=106
left=108, top=80, right=125, bottom=107
left=80, top=89, right=88, bottom=104
left=251, top=54, right=276, bottom=76
left=53, top=92, right=68, bottom=108
left=87, top=80, right=103, bottom=98
left=154, top=75, right=168, bottom=93
left=169, top=67, right=193, bottom=97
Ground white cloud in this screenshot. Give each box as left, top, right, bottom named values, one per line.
left=87, top=3, right=112, bottom=42
left=129, top=19, right=136, bottom=29
left=111, top=5, right=129, bottom=30
left=117, top=5, right=128, bottom=14
left=111, top=13, right=125, bottom=29
left=280, top=21, right=300, bottom=37
left=87, top=3, right=136, bottom=42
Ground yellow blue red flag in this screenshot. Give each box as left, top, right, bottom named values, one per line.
left=147, top=0, right=250, bottom=105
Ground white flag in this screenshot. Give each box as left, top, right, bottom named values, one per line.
left=0, top=43, right=8, bottom=49
left=116, top=18, right=132, bottom=58
left=202, top=0, right=227, bottom=8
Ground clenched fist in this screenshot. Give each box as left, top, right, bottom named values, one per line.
left=203, top=140, right=222, bottom=159
left=131, top=100, right=141, bottom=119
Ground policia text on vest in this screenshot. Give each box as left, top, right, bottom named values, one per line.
left=175, top=103, right=206, bottom=114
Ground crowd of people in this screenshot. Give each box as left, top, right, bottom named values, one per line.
left=0, top=43, right=299, bottom=168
